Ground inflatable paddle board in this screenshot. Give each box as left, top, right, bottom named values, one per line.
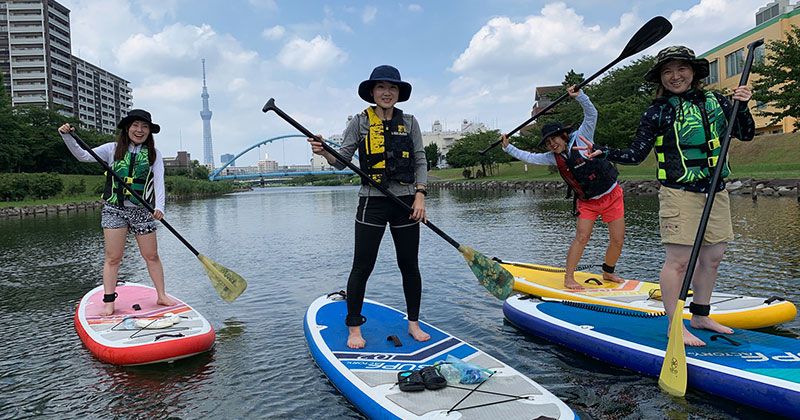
left=500, top=260, right=796, bottom=329
left=304, top=293, right=575, bottom=419
left=503, top=295, right=800, bottom=417
left=74, top=283, right=215, bottom=365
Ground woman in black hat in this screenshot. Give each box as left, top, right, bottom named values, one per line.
left=308, top=65, right=429, bottom=349
left=591, top=45, right=755, bottom=346
left=59, top=109, right=175, bottom=316
left=501, top=86, right=626, bottom=290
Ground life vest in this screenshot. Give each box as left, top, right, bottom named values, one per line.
left=654, top=91, right=730, bottom=184
left=102, top=148, right=155, bottom=207
left=554, top=148, right=618, bottom=200
left=358, top=106, right=415, bottom=185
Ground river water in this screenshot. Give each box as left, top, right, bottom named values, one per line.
left=1, top=186, right=798, bottom=419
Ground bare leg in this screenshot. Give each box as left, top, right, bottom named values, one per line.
left=135, top=232, right=175, bottom=306
left=564, top=218, right=595, bottom=289
left=101, top=228, right=128, bottom=316
left=661, top=244, right=705, bottom=346
left=602, top=217, right=626, bottom=283
left=689, top=243, right=733, bottom=334
left=408, top=320, right=430, bottom=342
left=347, top=326, right=366, bottom=349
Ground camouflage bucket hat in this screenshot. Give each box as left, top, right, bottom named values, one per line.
left=644, top=45, right=710, bottom=83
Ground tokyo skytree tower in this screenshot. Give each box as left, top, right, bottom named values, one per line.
left=200, top=58, right=214, bottom=167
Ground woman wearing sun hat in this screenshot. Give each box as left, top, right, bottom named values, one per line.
left=591, top=45, right=755, bottom=346
left=307, top=65, right=429, bottom=349
left=58, top=109, right=175, bottom=316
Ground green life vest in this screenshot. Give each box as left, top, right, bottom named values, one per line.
left=654, top=91, right=730, bottom=184
left=102, top=149, right=154, bottom=207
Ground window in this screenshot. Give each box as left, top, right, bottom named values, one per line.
left=725, top=48, right=744, bottom=78
left=705, top=59, right=719, bottom=84
left=754, top=41, right=766, bottom=65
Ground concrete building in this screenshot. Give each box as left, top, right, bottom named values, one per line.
left=221, top=153, right=235, bottom=166
left=257, top=153, right=278, bottom=172
left=0, top=0, right=131, bottom=133
left=422, top=118, right=488, bottom=168
left=700, top=0, right=800, bottom=135
left=163, top=151, right=191, bottom=169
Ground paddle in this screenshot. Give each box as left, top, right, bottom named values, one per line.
left=67, top=132, right=247, bottom=302
left=479, top=16, right=673, bottom=155
left=262, top=99, right=514, bottom=300
left=658, top=39, right=763, bottom=397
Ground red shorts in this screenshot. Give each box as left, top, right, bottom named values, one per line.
left=577, top=184, right=624, bottom=223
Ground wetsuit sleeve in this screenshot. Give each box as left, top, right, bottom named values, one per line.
left=572, top=91, right=598, bottom=142
left=60, top=132, right=115, bottom=165
left=329, top=114, right=361, bottom=170
left=503, top=143, right=556, bottom=165
left=410, top=115, right=427, bottom=186
left=603, top=105, right=661, bottom=165
left=153, top=148, right=166, bottom=214
left=714, top=92, right=755, bottom=142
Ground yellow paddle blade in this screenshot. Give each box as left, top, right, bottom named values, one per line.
left=659, top=299, right=688, bottom=396
left=458, top=245, right=515, bottom=300
left=197, top=254, right=247, bottom=302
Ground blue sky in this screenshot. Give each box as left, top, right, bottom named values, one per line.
left=59, top=0, right=770, bottom=166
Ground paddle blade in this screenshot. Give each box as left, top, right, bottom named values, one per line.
left=458, top=245, right=515, bottom=300
left=659, top=299, right=688, bottom=396
left=198, top=254, right=247, bottom=302
left=620, top=16, right=672, bottom=58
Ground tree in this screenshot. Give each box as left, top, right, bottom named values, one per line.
left=424, top=142, right=439, bottom=169
left=445, top=130, right=510, bottom=176
left=0, top=73, right=25, bottom=172
left=752, top=25, right=800, bottom=132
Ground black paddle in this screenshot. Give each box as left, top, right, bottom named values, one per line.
left=479, top=16, right=673, bottom=155
left=659, top=39, right=763, bottom=397
left=67, top=131, right=247, bottom=302
left=262, top=99, right=514, bottom=300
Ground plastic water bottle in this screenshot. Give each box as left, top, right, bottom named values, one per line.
left=123, top=317, right=136, bottom=329
left=437, top=364, right=461, bottom=384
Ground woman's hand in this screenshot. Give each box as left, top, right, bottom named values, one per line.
left=410, top=193, right=426, bottom=222
left=567, top=84, right=579, bottom=98
left=152, top=210, right=164, bottom=220
left=58, top=123, right=74, bottom=134
left=572, top=135, right=604, bottom=159
left=732, top=85, right=752, bottom=102
left=500, top=134, right=510, bottom=149
left=307, top=135, right=326, bottom=155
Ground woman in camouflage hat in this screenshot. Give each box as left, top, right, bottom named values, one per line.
left=590, top=45, right=755, bottom=346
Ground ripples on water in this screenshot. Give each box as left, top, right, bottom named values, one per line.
left=0, top=186, right=797, bottom=419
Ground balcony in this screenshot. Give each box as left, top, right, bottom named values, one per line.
left=8, top=14, right=43, bottom=23
left=7, top=3, right=44, bottom=11
left=12, top=72, right=46, bottom=79
left=10, top=47, right=44, bottom=57
left=8, top=24, right=43, bottom=34
left=13, top=82, right=47, bottom=91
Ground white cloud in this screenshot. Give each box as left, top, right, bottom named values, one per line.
left=137, top=0, right=180, bottom=20
left=262, top=25, right=286, bottom=40
left=277, top=36, right=348, bottom=72
left=362, top=6, right=377, bottom=23
left=408, top=4, right=423, bottom=13
left=667, top=0, right=764, bottom=54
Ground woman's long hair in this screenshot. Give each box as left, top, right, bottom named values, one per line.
left=114, top=122, right=157, bottom=165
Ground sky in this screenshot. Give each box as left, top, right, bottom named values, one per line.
left=58, top=0, right=772, bottom=166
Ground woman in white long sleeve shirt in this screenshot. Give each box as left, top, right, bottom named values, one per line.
left=59, top=109, right=174, bottom=315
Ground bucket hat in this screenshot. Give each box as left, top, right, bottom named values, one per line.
left=538, top=122, right=572, bottom=147
left=644, top=45, right=710, bottom=83
left=117, top=109, right=161, bottom=134
left=358, top=65, right=412, bottom=103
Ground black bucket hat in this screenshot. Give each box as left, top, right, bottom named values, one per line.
left=644, top=45, right=710, bottom=83
left=358, top=65, right=412, bottom=103
left=538, top=122, right=572, bottom=147
left=117, top=109, right=161, bottom=134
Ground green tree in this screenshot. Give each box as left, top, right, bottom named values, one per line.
left=424, top=142, right=439, bottom=169
left=0, top=73, right=26, bottom=172
left=445, top=130, right=510, bottom=175
left=752, top=25, right=800, bottom=132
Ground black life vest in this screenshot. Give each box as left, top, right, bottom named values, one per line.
left=358, top=106, right=415, bottom=185
left=554, top=147, right=618, bottom=200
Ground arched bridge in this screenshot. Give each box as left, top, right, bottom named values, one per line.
left=208, top=135, right=355, bottom=181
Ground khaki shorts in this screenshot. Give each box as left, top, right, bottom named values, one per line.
left=658, top=186, right=733, bottom=246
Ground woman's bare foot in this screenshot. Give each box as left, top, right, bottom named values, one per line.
left=100, top=302, right=115, bottom=316
left=602, top=272, right=626, bottom=284
left=690, top=315, right=733, bottom=334
left=347, top=326, right=366, bottom=349
left=564, top=275, right=584, bottom=290
left=156, top=294, right=176, bottom=306
left=666, top=325, right=706, bottom=346
left=408, top=321, right=430, bottom=342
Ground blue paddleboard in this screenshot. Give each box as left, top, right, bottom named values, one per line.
left=503, top=295, right=800, bottom=417
left=304, top=293, right=576, bottom=419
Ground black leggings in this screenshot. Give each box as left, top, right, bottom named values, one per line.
left=345, top=195, right=421, bottom=326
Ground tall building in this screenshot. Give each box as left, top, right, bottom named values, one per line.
left=701, top=0, right=800, bottom=135
left=221, top=153, right=235, bottom=166
left=0, top=0, right=130, bottom=133
left=200, top=58, right=214, bottom=168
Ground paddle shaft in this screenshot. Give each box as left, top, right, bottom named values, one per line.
left=68, top=132, right=201, bottom=257
left=677, top=39, right=762, bottom=301
left=479, top=16, right=672, bottom=155
left=262, top=99, right=461, bottom=249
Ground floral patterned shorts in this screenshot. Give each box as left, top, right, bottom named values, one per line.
left=100, top=204, right=158, bottom=236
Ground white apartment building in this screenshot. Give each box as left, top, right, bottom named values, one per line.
left=422, top=119, right=488, bottom=168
